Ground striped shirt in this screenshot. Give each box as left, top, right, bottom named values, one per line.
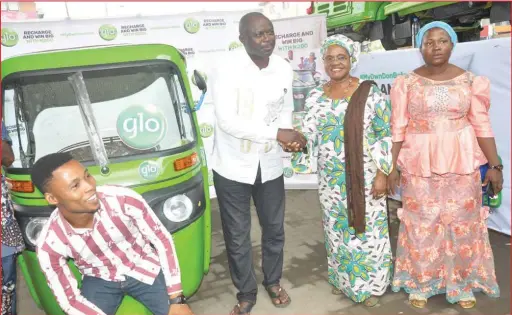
left=36, top=185, right=182, bottom=315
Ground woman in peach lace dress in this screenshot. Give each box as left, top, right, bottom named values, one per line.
left=387, top=22, right=503, bottom=309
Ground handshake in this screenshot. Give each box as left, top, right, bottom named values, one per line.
left=277, top=128, right=307, bottom=153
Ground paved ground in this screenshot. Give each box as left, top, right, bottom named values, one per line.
left=18, top=190, right=510, bottom=315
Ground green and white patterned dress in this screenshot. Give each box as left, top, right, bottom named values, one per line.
left=292, top=84, right=393, bottom=303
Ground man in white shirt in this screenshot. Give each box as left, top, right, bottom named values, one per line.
left=211, top=12, right=305, bottom=315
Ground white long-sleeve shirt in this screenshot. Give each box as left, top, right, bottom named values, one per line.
left=211, top=49, right=294, bottom=184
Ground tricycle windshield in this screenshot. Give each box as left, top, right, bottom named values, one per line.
left=3, top=61, right=196, bottom=168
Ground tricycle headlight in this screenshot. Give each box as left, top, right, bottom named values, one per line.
left=25, top=218, right=48, bottom=246
left=163, top=194, right=193, bottom=223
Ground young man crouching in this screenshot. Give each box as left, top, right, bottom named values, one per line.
left=32, top=152, right=194, bottom=315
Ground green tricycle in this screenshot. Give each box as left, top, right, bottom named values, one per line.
left=2, top=44, right=211, bottom=314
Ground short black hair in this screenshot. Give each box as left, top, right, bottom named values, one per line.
left=31, top=152, right=74, bottom=194
left=239, top=12, right=270, bottom=36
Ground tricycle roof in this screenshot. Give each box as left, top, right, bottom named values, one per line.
left=1, top=43, right=186, bottom=80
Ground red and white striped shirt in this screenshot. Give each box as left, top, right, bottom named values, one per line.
left=36, top=185, right=182, bottom=315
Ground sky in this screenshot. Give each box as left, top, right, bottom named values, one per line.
left=35, top=2, right=263, bottom=20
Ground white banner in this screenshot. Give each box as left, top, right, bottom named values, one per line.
left=1, top=12, right=327, bottom=196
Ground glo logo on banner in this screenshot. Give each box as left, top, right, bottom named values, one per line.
left=199, top=147, right=206, bottom=166
left=199, top=123, right=213, bottom=138
left=139, top=160, right=161, bottom=180
left=184, top=18, right=200, bottom=34
left=208, top=170, right=214, bottom=186
left=1, top=28, right=19, bottom=47
left=283, top=167, right=294, bottom=178
left=229, top=41, right=243, bottom=51
left=116, top=105, right=167, bottom=150
left=99, top=24, right=117, bottom=41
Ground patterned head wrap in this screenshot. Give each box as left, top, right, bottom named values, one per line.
left=416, top=21, right=458, bottom=48
left=320, top=34, right=361, bottom=71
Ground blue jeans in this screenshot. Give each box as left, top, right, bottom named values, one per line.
left=1, top=254, right=17, bottom=315
left=81, top=271, right=171, bottom=315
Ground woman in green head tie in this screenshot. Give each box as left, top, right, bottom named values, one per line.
left=291, top=34, right=393, bottom=307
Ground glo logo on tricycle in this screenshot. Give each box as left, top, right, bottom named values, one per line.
left=139, top=161, right=160, bottom=180
left=117, top=105, right=167, bottom=150
left=1, top=28, right=19, bottom=47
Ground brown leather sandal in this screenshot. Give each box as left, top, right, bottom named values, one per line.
left=331, top=288, right=343, bottom=295
left=229, top=301, right=255, bottom=315
left=410, top=299, right=427, bottom=309
left=266, top=285, right=291, bottom=308
left=409, top=294, right=427, bottom=309
left=458, top=299, right=476, bottom=309
left=363, top=296, right=379, bottom=307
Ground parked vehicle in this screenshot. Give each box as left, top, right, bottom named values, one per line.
left=307, top=1, right=511, bottom=50
left=2, top=43, right=211, bottom=315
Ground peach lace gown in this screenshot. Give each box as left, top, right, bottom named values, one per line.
left=390, top=72, right=500, bottom=303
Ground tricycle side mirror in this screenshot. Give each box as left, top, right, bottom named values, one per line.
left=192, top=70, right=207, bottom=111
left=193, top=70, right=207, bottom=93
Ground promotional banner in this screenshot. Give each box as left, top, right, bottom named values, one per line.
left=2, top=15, right=509, bottom=234
left=1, top=12, right=328, bottom=195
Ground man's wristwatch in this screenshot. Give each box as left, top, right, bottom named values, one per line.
left=169, top=294, right=187, bottom=305
left=489, top=164, right=504, bottom=172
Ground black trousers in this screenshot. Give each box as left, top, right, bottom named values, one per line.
left=213, top=166, right=285, bottom=304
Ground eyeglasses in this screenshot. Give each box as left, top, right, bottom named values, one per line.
left=323, top=54, right=348, bottom=64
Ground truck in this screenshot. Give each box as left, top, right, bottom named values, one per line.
left=306, top=1, right=511, bottom=50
